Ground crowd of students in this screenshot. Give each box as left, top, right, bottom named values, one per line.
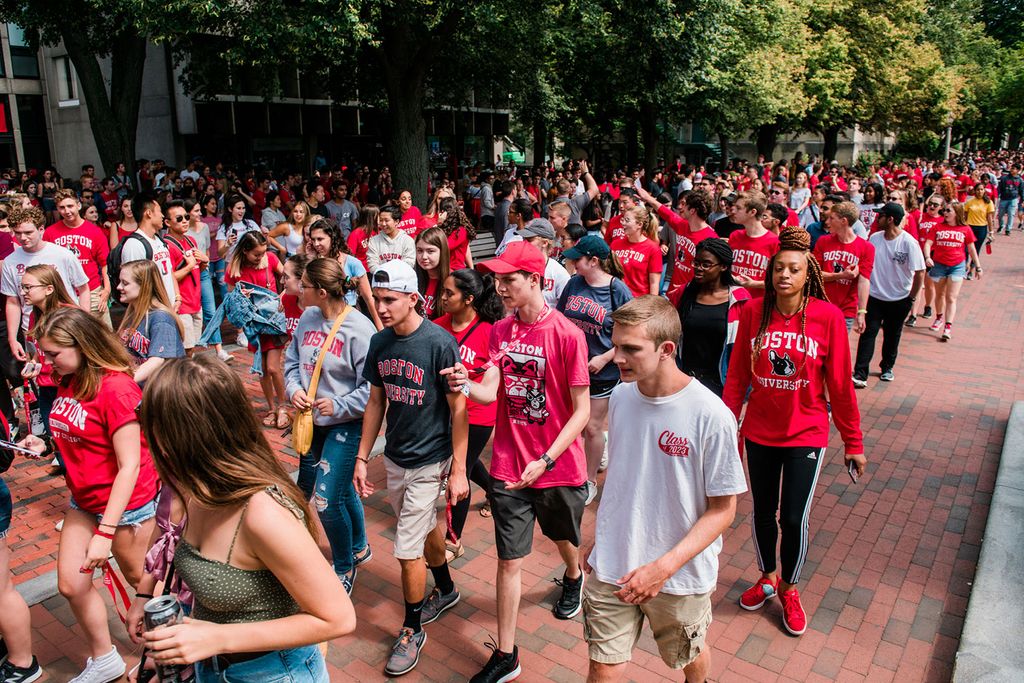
left=0, top=148, right=1008, bottom=683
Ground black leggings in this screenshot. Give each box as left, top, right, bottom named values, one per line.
left=447, top=424, right=494, bottom=542
left=745, top=440, right=826, bottom=585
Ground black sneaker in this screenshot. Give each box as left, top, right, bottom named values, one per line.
left=0, top=657, right=42, bottom=683
left=470, top=643, right=521, bottom=683
left=923, top=306, right=933, bottom=318
left=552, top=569, right=584, bottom=620
left=0, top=639, right=7, bottom=663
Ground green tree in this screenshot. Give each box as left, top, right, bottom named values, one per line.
left=0, top=0, right=148, bottom=176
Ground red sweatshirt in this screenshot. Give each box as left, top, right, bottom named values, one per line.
left=722, top=297, right=863, bottom=454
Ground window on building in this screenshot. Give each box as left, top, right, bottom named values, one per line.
left=7, top=24, right=39, bottom=79
left=54, top=56, right=78, bottom=106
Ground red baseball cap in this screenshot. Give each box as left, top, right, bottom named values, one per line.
left=476, top=241, right=546, bottom=276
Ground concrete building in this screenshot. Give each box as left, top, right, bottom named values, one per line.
left=0, top=23, right=52, bottom=170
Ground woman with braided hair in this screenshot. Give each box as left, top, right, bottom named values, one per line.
left=722, top=227, right=865, bottom=637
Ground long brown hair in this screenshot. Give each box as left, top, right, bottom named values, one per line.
left=34, top=307, right=134, bottom=401
left=24, top=264, right=76, bottom=332
left=415, top=227, right=450, bottom=319
left=750, top=227, right=828, bottom=378
left=118, top=260, right=184, bottom=340
left=140, top=356, right=318, bottom=537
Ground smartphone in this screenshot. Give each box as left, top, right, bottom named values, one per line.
left=847, top=460, right=859, bottom=484
left=0, top=438, right=42, bottom=457
left=633, top=177, right=643, bottom=192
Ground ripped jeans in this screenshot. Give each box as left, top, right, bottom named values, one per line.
left=297, top=421, right=366, bottom=577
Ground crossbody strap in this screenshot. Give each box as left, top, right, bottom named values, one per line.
left=306, top=306, right=351, bottom=400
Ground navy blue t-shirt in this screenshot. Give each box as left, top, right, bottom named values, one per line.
left=556, top=275, right=633, bottom=382
left=120, top=309, right=185, bottom=363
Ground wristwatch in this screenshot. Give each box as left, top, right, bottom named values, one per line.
left=539, top=453, right=556, bottom=471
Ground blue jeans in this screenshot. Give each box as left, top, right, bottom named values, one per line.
left=194, top=645, right=327, bottom=682
left=298, top=422, right=366, bottom=576
left=200, top=268, right=222, bottom=345
left=0, top=477, right=11, bottom=539
left=998, top=198, right=1018, bottom=232
left=211, top=259, right=228, bottom=302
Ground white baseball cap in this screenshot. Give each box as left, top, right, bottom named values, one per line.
left=371, top=260, right=418, bottom=293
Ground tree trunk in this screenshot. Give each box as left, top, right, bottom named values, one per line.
left=639, top=102, right=659, bottom=172
left=718, top=133, right=729, bottom=170
left=378, top=27, right=432, bottom=208
left=532, top=116, right=547, bottom=166
left=625, top=118, right=639, bottom=168
left=756, top=123, right=780, bottom=161
left=823, top=125, right=841, bottom=163
left=62, top=29, right=146, bottom=178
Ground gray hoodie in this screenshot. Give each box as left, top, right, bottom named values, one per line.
left=284, top=306, right=375, bottom=426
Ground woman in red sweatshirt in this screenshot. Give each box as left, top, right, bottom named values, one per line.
left=723, top=227, right=866, bottom=637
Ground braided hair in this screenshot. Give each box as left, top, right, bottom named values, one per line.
left=750, top=227, right=828, bottom=377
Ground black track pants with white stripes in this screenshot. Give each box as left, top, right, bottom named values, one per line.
left=745, top=440, right=826, bottom=585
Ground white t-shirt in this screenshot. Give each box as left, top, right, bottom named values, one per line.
left=590, top=380, right=747, bottom=595
left=0, top=243, right=89, bottom=329
left=542, top=257, right=569, bottom=309
left=121, top=232, right=177, bottom=304
left=215, top=219, right=262, bottom=260
left=868, top=230, right=925, bottom=302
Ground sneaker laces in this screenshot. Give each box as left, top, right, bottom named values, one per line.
left=392, top=628, right=415, bottom=656
left=781, top=589, right=803, bottom=619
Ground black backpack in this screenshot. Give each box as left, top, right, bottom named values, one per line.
left=107, top=231, right=163, bottom=303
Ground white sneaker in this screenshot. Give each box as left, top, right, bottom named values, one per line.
left=597, top=432, right=609, bottom=473
left=54, top=519, right=63, bottom=532
left=216, top=348, right=235, bottom=363
left=236, top=330, right=248, bottom=347
left=68, top=647, right=124, bottom=683
left=584, top=480, right=598, bottom=506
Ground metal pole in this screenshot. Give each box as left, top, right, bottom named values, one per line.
left=944, top=125, right=952, bottom=160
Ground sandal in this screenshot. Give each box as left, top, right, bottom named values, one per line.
left=445, top=541, right=465, bottom=563
left=276, top=407, right=291, bottom=429
left=262, top=411, right=277, bottom=427
left=479, top=503, right=492, bottom=518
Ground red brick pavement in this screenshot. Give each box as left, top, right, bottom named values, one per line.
left=7, top=236, right=1022, bottom=681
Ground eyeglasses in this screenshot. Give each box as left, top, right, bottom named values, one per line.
left=20, top=283, right=46, bottom=292
left=693, top=260, right=722, bottom=270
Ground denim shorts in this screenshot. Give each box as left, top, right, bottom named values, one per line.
left=929, top=261, right=966, bottom=282
left=194, top=645, right=328, bottom=682
left=0, top=477, right=11, bottom=540
left=68, top=496, right=158, bottom=527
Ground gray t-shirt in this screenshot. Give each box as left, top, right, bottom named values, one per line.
left=363, top=318, right=460, bottom=469
left=324, top=200, right=358, bottom=237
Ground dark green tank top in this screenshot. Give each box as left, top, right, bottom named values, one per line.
left=174, top=486, right=301, bottom=623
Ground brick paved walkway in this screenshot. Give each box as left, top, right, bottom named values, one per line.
left=8, top=236, right=1022, bottom=681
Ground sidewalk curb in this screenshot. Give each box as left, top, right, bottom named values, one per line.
left=15, top=434, right=387, bottom=608
left=953, top=400, right=1024, bottom=680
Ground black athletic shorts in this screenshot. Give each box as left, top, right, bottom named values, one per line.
left=488, top=478, right=586, bottom=560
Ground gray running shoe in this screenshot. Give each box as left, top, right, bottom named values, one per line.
left=421, top=587, right=460, bottom=624
left=384, top=628, right=426, bottom=677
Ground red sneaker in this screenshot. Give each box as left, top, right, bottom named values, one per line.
left=739, top=576, right=778, bottom=611
left=779, top=588, right=807, bottom=635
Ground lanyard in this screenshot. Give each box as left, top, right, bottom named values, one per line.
left=473, top=305, right=551, bottom=375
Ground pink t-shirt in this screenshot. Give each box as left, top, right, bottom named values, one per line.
left=610, top=236, right=663, bottom=296
left=44, top=220, right=110, bottom=290
left=729, top=229, right=780, bottom=299
left=489, top=310, right=589, bottom=488
left=813, top=234, right=876, bottom=317
left=50, top=371, right=159, bottom=514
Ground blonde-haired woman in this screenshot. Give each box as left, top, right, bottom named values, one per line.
left=138, top=356, right=355, bottom=681
left=116, top=260, right=185, bottom=385
left=20, top=307, right=159, bottom=683
left=609, top=204, right=662, bottom=296
left=270, top=200, right=312, bottom=257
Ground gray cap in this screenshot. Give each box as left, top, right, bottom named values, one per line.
left=517, top=217, right=556, bottom=240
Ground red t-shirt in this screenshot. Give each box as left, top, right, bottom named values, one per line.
left=786, top=208, right=800, bottom=227
left=489, top=310, right=590, bottom=488
left=282, top=294, right=303, bottom=336
left=50, top=371, right=159, bottom=514
left=44, top=220, right=109, bottom=290
left=604, top=215, right=625, bottom=244
left=930, top=224, right=975, bottom=266
left=729, top=229, right=781, bottom=299
left=723, top=298, right=863, bottom=454
left=610, top=236, right=663, bottom=296
left=448, top=227, right=469, bottom=271
left=422, top=278, right=440, bottom=319
left=917, top=216, right=942, bottom=252
left=100, top=191, right=120, bottom=221
left=657, top=205, right=717, bottom=304
left=813, top=234, right=875, bottom=317
left=165, top=234, right=201, bottom=315
left=398, top=207, right=422, bottom=238
left=434, top=313, right=496, bottom=427
left=225, top=252, right=280, bottom=292
left=347, top=228, right=370, bottom=270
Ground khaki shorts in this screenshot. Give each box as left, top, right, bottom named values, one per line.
left=180, top=311, right=203, bottom=349
left=384, top=456, right=450, bottom=560
left=583, top=578, right=712, bottom=669
left=90, top=289, right=112, bottom=330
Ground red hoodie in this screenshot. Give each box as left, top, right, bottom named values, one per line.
left=722, top=297, right=863, bottom=454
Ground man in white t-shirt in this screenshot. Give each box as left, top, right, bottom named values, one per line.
left=583, top=295, right=746, bottom=683
left=1, top=206, right=90, bottom=361
left=853, top=202, right=925, bottom=387
left=516, top=218, right=569, bottom=308
left=121, top=192, right=179, bottom=308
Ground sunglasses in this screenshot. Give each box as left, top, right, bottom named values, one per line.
left=169, top=215, right=188, bottom=223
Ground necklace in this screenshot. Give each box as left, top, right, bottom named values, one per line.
left=775, top=304, right=800, bottom=326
